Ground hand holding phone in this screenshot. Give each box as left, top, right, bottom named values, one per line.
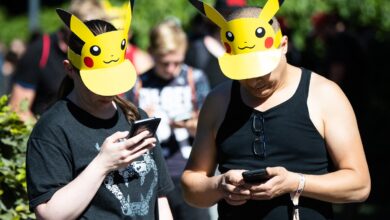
left=242, top=168, right=270, bottom=184
left=130, top=117, right=161, bottom=138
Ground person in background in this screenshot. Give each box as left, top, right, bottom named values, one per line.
left=129, top=18, right=211, bottom=220
left=185, top=0, right=247, bottom=88
left=9, top=0, right=107, bottom=122
left=26, top=4, right=174, bottom=219
left=181, top=1, right=370, bottom=219
left=0, top=39, right=27, bottom=95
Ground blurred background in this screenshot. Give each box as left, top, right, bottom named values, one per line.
left=0, top=0, right=389, bottom=219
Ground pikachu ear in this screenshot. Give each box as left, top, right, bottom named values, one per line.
left=130, top=0, right=135, bottom=11
left=189, top=0, right=226, bottom=28
left=258, top=0, right=284, bottom=23
left=101, top=0, right=113, bottom=10
left=56, top=8, right=95, bottom=41
left=123, top=0, right=133, bottom=35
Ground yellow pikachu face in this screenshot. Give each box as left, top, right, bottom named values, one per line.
left=189, top=0, right=285, bottom=80
left=56, top=1, right=137, bottom=96
left=78, top=31, right=127, bottom=69
left=221, top=17, right=277, bottom=55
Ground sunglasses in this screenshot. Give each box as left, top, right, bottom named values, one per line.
left=252, top=113, right=266, bottom=159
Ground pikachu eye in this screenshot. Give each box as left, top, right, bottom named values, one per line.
left=225, top=31, right=234, bottom=42
left=90, top=45, right=101, bottom=56
left=255, top=27, right=266, bottom=38
left=121, top=39, right=126, bottom=50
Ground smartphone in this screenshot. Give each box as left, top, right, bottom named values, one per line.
left=129, top=117, right=161, bottom=138
left=242, top=168, right=269, bottom=183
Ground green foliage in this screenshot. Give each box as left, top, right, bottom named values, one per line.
left=0, top=0, right=389, bottom=48
left=0, top=6, right=64, bottom=45
left=0, top=8, right=29, bottom=46
left=248, top=0, right=390, bottom=49
left=113, top=0, right=215, bottom=49
left=0, top=96, right=35, bottom=220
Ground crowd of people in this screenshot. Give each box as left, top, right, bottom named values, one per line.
left=0, top=0, right=380, bottom=219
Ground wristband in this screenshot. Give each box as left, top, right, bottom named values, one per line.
left=290, top=173, right=305, bottom=220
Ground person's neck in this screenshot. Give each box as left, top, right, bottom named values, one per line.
left=67, top=91, right=117, bottom=119
left=271, top=62, right=291, bottom=91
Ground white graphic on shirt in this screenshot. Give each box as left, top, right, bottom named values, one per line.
left=95, top=143, right=158, bottom=216
left=139, top=86, right=192, bottom=121
left=138, top=86, right=193, bottom=158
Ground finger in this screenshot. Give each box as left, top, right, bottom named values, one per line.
left=224, top=191, right=251, bottom=201
left=250, top=191, right=273, bottom=200
left=122, top=146, right=153, bottom=164
left=231, top=186, right=251, bottom=195
left=127, top=137, right=156, bottom=152
left=265, top=166, right=281, bottom=177
left=171, top=121, right=185, bottom=128
left=243, top=182, right=268, bottom=191
left=106, top=131, right=129, bottom=143
left=127, top=130, right=151, bottom=146
left=121, top=141, right=156, bottom=161
left=225, top=170, right=246, bottom=186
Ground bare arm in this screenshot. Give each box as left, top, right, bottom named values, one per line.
left=34, top=131, right=156, bottom=220
left=181, top=85, right=251, bottom=208
left=158, top=197, right=173, bottom=220
left=9, top=83, right=36, bottom=122
left=302, top=77, right=370, bottom=202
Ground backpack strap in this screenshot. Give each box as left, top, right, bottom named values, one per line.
left=39, top=34, right=51, bottom=69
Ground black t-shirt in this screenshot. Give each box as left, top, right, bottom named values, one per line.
left=26, top=99, right=174, bottom=219
left=12, top=33, right=67, bottom=115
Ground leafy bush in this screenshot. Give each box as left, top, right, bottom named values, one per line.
left=0, top=95, right=34, bottom=220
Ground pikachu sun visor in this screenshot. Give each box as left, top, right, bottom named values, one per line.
left=56, top=1, right=136, bottom=96
left=189, top=0, right=284, bottom=80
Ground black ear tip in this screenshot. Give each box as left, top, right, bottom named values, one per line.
left=188, top=0, right=206, bottom=15
left=56, top=8, right=66, bottom=17
left=56, top=8, right=71, bottom=27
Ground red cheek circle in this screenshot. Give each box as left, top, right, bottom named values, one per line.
left=224, top=42, right=232, bottom=54
left=265, top=37, right=274, bottom=49
left=84, top=57, right=94, bottom=68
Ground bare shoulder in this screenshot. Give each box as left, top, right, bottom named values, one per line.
left=309, top=72, right=354, bottom=119
left=199, top=81, right=232, bottom=130
left=309, top=73, right=349, bottom=105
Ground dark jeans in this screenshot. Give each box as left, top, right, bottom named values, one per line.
left=167, top=176, right=211, bottom=220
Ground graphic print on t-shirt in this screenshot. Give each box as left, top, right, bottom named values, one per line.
left=95, top=143, right=158, bottom=216
left=138, top=86, right=193, bottom=121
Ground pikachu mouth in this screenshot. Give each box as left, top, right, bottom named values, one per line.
left=238, top=45, right=256, bottom=50
left=103, top=58, right=119, bottom=64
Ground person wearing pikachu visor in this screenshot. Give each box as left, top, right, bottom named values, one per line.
left=25, top=1, right=174, bottom=219
left=181, top=0, right=370, bottom=219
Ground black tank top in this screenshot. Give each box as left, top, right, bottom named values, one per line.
left=216, top=68, right=333, bottom=219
